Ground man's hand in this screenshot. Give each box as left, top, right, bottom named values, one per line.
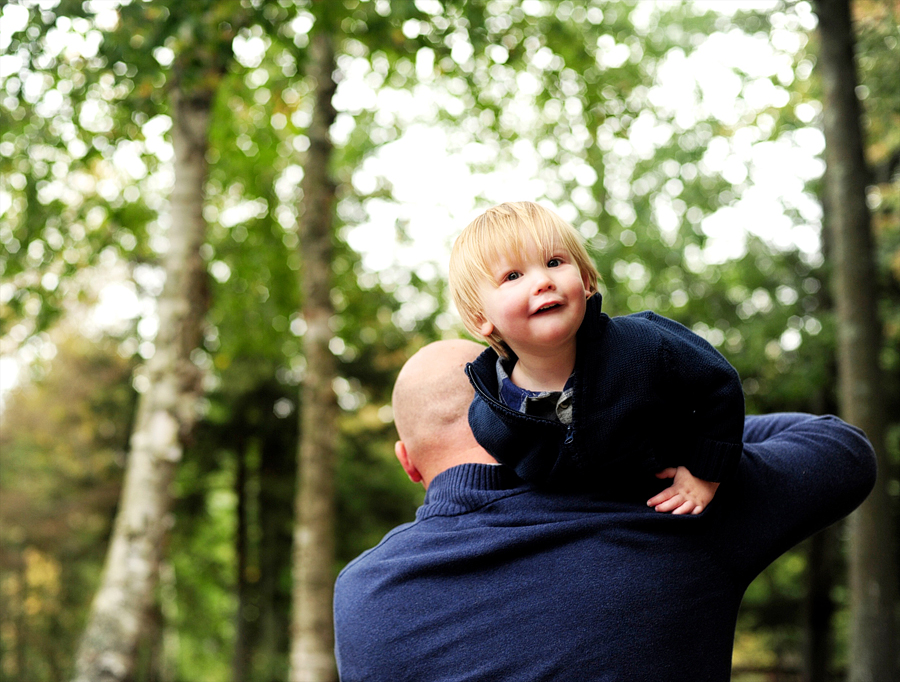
left=647, top=466, right=719, bottom=515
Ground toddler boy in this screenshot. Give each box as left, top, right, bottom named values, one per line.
left=448, top=201, right=745, bottom=513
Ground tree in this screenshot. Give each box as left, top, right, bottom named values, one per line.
left=72, top=85, right=213, bottom=682
left=286, top=5, right=467, bottom=678
left=813, top=0, right=899, bottom=679
left=68, top=1, right=246, bottom=677
left=290, top=25, right=340, bottom=682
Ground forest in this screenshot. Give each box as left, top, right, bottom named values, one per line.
left=0, top=0, right=897, bottom=681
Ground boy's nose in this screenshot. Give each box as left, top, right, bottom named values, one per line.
left=532, top=272, right=555, bottom=293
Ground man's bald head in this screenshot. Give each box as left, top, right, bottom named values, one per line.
left=392, top=339, right=496, bottom=487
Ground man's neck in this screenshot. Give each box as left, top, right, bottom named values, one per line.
left=508, top=343, right=576, bottom=393
left=423, top=446, right=499, bottom=489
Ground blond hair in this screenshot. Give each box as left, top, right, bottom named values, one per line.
left=449, top=201, right=599, bottom=357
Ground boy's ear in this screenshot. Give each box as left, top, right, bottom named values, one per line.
left=478, top=318, right=495, bottom=338
left=582, top=272, right=595, bottom=297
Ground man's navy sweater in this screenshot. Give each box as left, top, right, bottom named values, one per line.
left=333, top=414, right=876, bottom=681
left=466, top=294, right=745, bottom=488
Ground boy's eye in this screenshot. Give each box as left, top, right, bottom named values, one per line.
left=547, top=258, right=562, bottom=268
left=504, top=271, right=521, bottom=282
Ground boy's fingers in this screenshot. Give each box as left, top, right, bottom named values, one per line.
left=670, top=501, right=695, bottom=515
left=654, top=468, right=678, bottom=479
left=652, top=495, right=684, bottom=512
left=647, top=489, right=674, bottom=507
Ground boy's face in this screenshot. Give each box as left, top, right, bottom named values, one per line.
left=476, top=237, right=590, bottom=358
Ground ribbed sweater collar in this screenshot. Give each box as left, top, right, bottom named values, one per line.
left=417, top=464, right=526, bottom=519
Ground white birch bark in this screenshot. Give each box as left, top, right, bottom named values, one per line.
left=72, top=90, right=211, bottom=682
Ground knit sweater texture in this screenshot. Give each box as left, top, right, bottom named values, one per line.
left=333, top=413, right=876, bottom=682
left=466, top=294, right=745, bottom=489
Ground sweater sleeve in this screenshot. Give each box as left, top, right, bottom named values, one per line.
left=642, top=312, right=745, bottom=481
left=721, top=413, right=876, bottom=583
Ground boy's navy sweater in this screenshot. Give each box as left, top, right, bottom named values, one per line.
left=333, top=414, right=876, bottom=681
left=466, top=293, right=745, bottom=488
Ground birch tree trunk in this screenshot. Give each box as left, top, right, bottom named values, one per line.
left=814, top=1, right=899, bottom=679
left=289, top=30, right=340, bottom=682
left=72, top=89, right=211, bottom=682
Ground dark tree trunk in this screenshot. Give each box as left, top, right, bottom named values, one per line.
left=15, top=558, right=27, bottom=682
left=232, top=437, right=250, bottom=682
left=803, top=527, right=838, bottom=682
left=289, top=30, right=340, bottom=682
left=814, top=0, right=899, bottom=679
left=259, top=431, right=293, bottom=681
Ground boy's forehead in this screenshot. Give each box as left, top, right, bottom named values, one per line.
left=484, top=230, right=560, bottom=261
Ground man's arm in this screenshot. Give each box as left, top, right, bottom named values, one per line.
left=743, top=412, right=811, bottom=444
left=718, top=413, right=876, bottom=584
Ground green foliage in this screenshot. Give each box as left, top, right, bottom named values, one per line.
left=0, top=3, right=164, bottom=345
left=0, top=332, right=135, bottom=681
left=168, top=462, right=242, bottom=682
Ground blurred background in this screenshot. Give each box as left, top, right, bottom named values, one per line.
left=0, top=0, right=897, bottom=680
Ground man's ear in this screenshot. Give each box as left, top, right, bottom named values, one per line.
left=395, top=440, right=423, bottom=484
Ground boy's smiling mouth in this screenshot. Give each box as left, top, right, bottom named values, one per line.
left=533, top=303, right=562, bottom=315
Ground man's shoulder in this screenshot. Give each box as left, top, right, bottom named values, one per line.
left=336, top=520, right=420, bottom=584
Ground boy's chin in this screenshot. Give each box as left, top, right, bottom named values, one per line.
left=514, top=336, right=578, bottom=354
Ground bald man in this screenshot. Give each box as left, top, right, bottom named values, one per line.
left=391, top=339, right=499, bottom=488
left=333, top=340, right=875, bottom=681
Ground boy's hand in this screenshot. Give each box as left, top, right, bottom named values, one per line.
left=647, top=466, right=719, bottom=515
